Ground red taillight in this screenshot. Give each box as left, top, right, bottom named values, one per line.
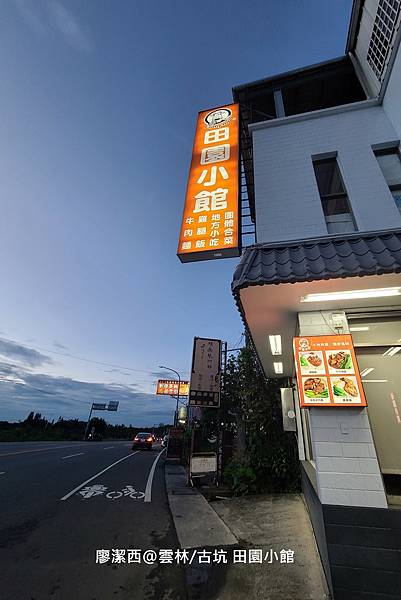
left=147, top=437, right=152, bottom=442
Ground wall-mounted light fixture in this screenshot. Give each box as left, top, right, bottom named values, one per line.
left=269, top=335, right=282, bottom=356
left=300, top=287, right=401, bottom=303
left=273, top=362, right=283, bottom=374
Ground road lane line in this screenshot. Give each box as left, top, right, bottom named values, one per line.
left=0, top=472, right=5, bottom=475
left=144, top=448, right=166, bottom=503
left=0, top=444, right=87, bottom=458
left=62, top=453, right=85, bottom=459
left=60, top=451, right=140, bottom=501
left=103, top=447, right=114, bottom=450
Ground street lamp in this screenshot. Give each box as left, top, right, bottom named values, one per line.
left=159, top=365, right=181, bottom=426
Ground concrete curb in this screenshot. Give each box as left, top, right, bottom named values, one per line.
left=165, top=462, right=237, bottom=549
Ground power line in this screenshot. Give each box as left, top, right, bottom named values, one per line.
left=0, top=336, right=189, bottom=378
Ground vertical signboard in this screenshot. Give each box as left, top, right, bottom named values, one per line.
left=177, top=103, right=240, bottom=263
left=166, top=427, right=185, bottom=460
left=189, top=337, right=221, bottom=407
left=293, top=334, right=367, bottom=408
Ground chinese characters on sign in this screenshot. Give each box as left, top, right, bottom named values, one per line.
left=156, top=380, right=189, bottom=396
left=177, top=104, right=240, bottom=262
left=96, top=547, right=295, bottom=565
left=293, top=335, right=367, bottom=408
left=189, top=337, right=221, bottom=407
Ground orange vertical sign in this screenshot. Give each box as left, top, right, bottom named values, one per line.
left=293, top=335, right=367, bottom=408
left=177, top=104, right=240, bottom=262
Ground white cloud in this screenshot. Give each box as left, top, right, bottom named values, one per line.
left=0, top=338, right=52, bottom=367
left=0, top=360, right=175, bottom=425
left=13, top=0, right=93, bottom=52
left=48, top=1, right=93, bottom=52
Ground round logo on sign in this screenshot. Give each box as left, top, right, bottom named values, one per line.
left=298, top=338, right=310, bottom=351
left=204, top=108, right=232, bottom=128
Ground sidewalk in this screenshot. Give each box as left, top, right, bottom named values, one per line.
left=165, top=463, right=237, bottom=549
left=212, top=494, right=330, bottom=600
left=165, top=463, right=330, bottom=600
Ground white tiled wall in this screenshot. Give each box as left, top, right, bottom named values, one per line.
left=251, top=105, right=401, bottom=243
left=298, top=312, right=387, bottom=508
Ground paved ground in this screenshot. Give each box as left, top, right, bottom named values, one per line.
left=165, top=465, right=237, bottom=549
left=0, top=441, right=186, bottom=600
left=165, top=465, right=330, bottom=600
left=211, top=494, right=330, bottom=600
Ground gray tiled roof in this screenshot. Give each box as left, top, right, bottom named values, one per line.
left=232, top=230, right=401, bottom=293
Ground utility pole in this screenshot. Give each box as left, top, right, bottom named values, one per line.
left=83, top=405, right=93, bottom=440
left=159, top=365, right=181, bottom=426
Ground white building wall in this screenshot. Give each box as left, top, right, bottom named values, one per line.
left=251, top=105, right=401, bottom=243
left=298, top=312, right=387, bottom=509
left=383, top=36, right=401, bottom=138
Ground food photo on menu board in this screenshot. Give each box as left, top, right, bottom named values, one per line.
left=302, top=376, right=330, bottom=403
left=299, top=351, right=325, bottom=374
left=326, top=349, right=354, bottom=373
left=331, top=375, right=361, bottom=402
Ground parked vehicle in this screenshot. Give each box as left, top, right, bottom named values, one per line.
left=132, top=432, right=153, bottom=450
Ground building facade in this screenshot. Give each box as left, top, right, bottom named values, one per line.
left=232, top=1, right=401, bottom=598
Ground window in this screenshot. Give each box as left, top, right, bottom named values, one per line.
left=312, top=157, right=356, bottom=234
left=375, top=147, right=401, bottom=213
left=348, top=313, right=401, bottom=498
left=367, top=0, right=401, bottom=80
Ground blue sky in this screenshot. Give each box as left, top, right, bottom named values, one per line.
left=0, top=0, right=353, bottom=425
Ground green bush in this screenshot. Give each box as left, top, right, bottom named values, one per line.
left=224, top=458, right=257, bottom=496
left=208, top=346, right=301, bottom=496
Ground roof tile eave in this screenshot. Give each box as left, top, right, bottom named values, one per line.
left=232, top=231, right=401, bottom=294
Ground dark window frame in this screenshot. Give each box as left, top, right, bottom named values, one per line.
left=312, top=156, right=357, bottom=233
left=374, top=146, right=401, bottom=213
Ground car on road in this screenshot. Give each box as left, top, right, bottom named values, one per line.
left=87, top=433, right=103, bottom=441
left=132, top=432, right=153, bottom=451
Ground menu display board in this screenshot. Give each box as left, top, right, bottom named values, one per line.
left=293, top=334, right=367, bottom=408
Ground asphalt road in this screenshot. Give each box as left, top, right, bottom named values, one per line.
left=0, top=441, right=187, bottom=600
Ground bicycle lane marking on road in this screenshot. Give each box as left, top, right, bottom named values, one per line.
left=144, top=448, right=166, bottom=503
left=60, top=451, right=140, bottom=501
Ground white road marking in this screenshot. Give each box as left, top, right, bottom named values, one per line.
left=62, top=453, right=85, bottom=459
left=103, top=446, right=114, bottom=450
left=0, top=444, right=87, bottom=458
left=144, top=448, right=166, bottom=503
left=60, top=451, right=140, bottom=501
left=0, top=472, right=5, bottom=475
